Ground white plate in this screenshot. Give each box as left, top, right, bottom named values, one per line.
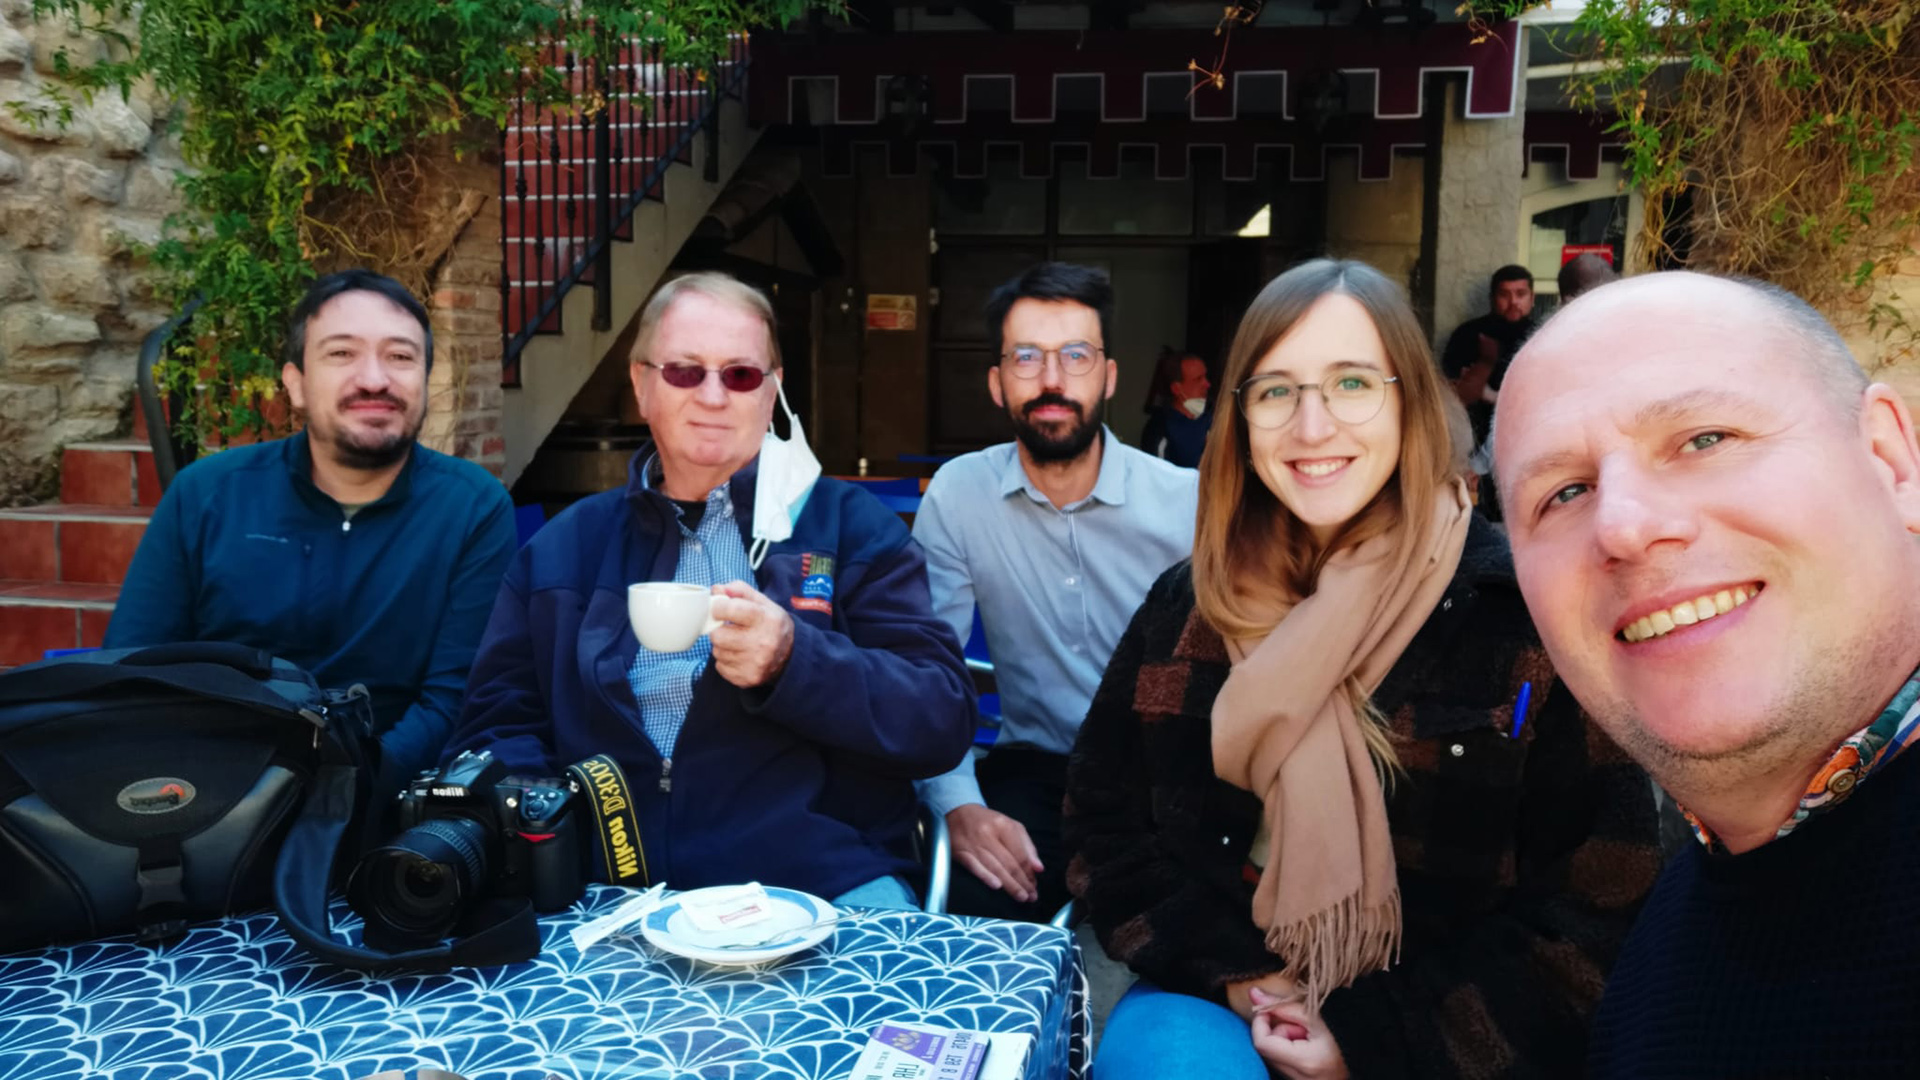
left=639, top=885, right=839, bottom=965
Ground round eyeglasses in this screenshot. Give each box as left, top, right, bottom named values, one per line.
left=1233, top=369, right=1400, bottom=430
left=643, top=361, right=770, bottom=393
left=1001, top=342, right=1104, bottom=379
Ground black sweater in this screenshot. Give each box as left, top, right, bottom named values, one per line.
left=1591, top=744, right=1920, bottom=1077
left=1066, top=518, right=1664, bottom=1078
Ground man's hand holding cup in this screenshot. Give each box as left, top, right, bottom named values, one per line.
left=628, top=580, right=795, bottom=689
left=707, top=581, right=794, bottom=688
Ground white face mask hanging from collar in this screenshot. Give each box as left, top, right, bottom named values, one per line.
left=749, top=376, right=821, bottom=569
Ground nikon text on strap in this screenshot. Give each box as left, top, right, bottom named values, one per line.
left=567, top=754, right=649, bottom=887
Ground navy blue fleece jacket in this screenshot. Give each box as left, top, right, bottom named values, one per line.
left=106, top=431, right=516, bottom=794
left=443, top=450, right=975, bottom=899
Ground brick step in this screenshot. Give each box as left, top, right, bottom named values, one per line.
left=0, top=579, right=116, bottom=666
left=61, top=439, right=160, bottom=508
left=0, top=504, right=152, bottom=587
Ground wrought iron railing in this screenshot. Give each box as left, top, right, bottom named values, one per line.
left=499, top=34, right=750, bottom=386
left=135, top=293, right=204, bottom=495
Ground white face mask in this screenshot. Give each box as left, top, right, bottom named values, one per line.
left=750, top=377, right=821, bottom=569
left=1181, top=397, right=1209, bottom=418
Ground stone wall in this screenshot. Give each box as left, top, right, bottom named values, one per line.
left=1836, top=230, right=1920, bottom=410
left=1324, top=150, right=1425, bottom=293
left=0, top=0, right=184, bottom=503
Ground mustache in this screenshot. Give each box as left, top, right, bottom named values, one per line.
left=1021, top=394, right=1083, bottom=420
left=337, top=392, right=408, bottom=411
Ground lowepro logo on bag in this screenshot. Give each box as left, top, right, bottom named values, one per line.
left=117, top=777, right=197, bottom=815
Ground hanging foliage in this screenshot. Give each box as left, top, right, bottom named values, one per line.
left=1471, top=0, right=1918, bottom=364
left=17, top=0, right=824, bottom=450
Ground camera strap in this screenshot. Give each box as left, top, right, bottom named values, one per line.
left=566, top=754, right=650, bottom=888
left=272, top=715, right=541, bottom=972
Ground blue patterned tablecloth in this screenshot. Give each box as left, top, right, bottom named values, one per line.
left=0, top=884, right=1088, bottom=1080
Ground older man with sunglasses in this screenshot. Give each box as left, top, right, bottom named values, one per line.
left=447, top=272, right=975, bottom=908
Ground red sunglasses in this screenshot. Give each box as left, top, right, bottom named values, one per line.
left=644, top=361, right=769, bottom=393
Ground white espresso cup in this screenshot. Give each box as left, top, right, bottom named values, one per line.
left=628, top=582, right=724, bottom=653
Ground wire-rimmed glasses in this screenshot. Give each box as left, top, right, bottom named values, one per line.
left=1233, top=368, right=1400, bottom=429
left=1001, top=342, right=1104, bottom=379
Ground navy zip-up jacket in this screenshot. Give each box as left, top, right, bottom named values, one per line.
left=106, top=431, right=516, bottom=796
left=445, top=449, right=976, bottom=899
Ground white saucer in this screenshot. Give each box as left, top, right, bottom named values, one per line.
left=639, top=885, right=838, bottom=965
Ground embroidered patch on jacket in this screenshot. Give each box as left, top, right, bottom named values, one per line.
left=794, top=552, right=835, bottom=614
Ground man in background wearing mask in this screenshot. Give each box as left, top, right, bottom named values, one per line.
left=447, top=272, right=975, bottom=908
left=1141, top=350, right=1213, bottom=469
left=914, top=262, right=1198, bottom=921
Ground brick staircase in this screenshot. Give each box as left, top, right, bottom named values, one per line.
left=0, top=408, right=158, bottom=667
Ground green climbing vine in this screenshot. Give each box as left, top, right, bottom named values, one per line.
left=1470, top=0, right=1918, bottom=366
left=18, top=0, right=824, bottom=451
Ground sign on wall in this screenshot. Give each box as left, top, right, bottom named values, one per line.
left=866, top=294, right=918, bottom=331
left=1561, top=244, right=1615, bottom=266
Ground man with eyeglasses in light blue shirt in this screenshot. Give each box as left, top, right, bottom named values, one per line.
left=914, top=262, right=1199, bottom=923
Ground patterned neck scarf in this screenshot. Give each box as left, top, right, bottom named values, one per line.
left=1683, top=666, right=1920, bottom=850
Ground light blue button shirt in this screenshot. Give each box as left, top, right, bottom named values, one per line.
left=626, top=463, right=754, bottom=760
left=912, top=429, right=1198, bottom=816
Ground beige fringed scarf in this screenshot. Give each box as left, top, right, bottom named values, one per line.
left=1211, top=480, right=1471, bottom=1012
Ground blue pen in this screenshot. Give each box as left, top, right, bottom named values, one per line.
left=1511, top=682, right=1533, bottom=739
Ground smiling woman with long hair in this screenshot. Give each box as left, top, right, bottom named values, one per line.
left=1063, top=259, right=1662, bottom=1079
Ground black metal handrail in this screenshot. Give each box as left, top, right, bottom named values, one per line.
left=136, top=292, right=205, bottom=495
left=499, top=35, right=751, bottom=385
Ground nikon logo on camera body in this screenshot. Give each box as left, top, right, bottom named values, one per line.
left=117, top=777, right=197, bottom=815
left=567, top=754, right=648, bottom=886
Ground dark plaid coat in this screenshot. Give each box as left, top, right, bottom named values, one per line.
left=1063, top=517, right=1663, bottom=1079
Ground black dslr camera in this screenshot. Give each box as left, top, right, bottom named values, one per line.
left=347, top=750, right=584, bottom=947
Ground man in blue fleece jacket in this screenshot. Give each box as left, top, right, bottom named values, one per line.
left=445, top=273, right=975, bottom=908
left=108, top=270, right=516, bottom=807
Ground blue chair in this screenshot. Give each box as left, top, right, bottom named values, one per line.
left=966, top=607, right=1000, bottom=747
left=514, top=503, right=547, bottom=547
left=41, top=647, right=100, bottom=661
left=846, top=477, right=921, bottom=516
left=964, top=605, right=991, bottom=665
left=848, top=476, right=920, bottom=497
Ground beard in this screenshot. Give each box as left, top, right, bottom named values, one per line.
left=317, top=393, right=424, bottom=471
left=1009, top=393, right=1104, bottom=464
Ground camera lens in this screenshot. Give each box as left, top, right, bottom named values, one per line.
left=348, top=816, right=492, bottom=945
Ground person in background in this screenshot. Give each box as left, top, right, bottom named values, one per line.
left=1557, top=253, right=1618, bottom=304
left=1440, top=264, right=1537, bottom=449
left=1443, top=265, right=1538, bottom=522
left=1066, top=258, right=1660, bottom=1079
left=915, top=262, right=1197, bottom=922
left=447, top=272, right=974, bottom=908
left=108, top=269, right=516, bottom=806
left=1496, top=272, right=1920, bottom=1075
left=1142, top=349, right=1214, bottom=468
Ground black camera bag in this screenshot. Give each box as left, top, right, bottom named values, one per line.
left=0, top=642, right=367, bottom=950
left=0, top=643, right=540, bottom=970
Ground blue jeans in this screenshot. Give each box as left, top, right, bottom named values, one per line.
left=1094, top=981, right=1267, bottom=1080
left=831, top=875, right=918, bottom=911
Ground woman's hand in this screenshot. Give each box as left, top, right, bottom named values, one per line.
left=1225, top=973, right=1297, bottom=1022
left=1248, top=985, right=1349, bottom=1080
